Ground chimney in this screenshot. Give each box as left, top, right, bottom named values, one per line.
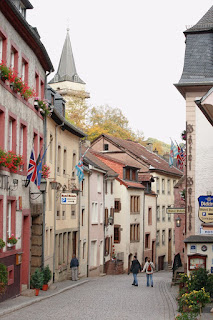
left=146, top=142, right=153, bottom=152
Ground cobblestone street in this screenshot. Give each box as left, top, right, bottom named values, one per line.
left=1, top=271, right=179, bottom=320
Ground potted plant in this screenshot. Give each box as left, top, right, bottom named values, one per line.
left=0, top=238, right=5, bottom=250
left=7, top=234, right=18, bottom=248
left=0, top=263, right=8, bottom=295
left=42, top=265, right=52, bottom=291
left=31, top=269, right=43, bottom=296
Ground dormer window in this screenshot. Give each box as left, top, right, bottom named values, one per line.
left=124, top=167, right=138, bottom=182
left=104, top=144, right=109, bottom=151
left=19, top=2, right=26, bottom=18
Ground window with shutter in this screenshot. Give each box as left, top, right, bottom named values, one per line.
left=114, top=199, right=121, bottom=212
left=114, top=225, right=120, bottom=243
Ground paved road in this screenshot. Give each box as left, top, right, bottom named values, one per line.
left=1, top=271, right=178, bottom=320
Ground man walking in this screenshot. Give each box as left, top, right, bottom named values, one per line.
left=142, top=258, right=155, bottom=287
left=130, top=255, right=141, bottom=286
left=70, top=254, right=79, bottom=281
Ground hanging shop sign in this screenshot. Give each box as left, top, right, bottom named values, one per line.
left=198, top=196, right=213, bottom=223
left=166, top=208, right=185, bottom=214
left=61, top=193, right=77, bottom=205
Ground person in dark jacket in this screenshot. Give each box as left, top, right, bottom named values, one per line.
left=70, top=254, right=79, bottom=281
left=130, top=255, right=141, bottom=286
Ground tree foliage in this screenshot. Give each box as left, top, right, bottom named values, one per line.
left=65, top=97, right=88, bottom=130
left=65, top=101, right=145, bottom=143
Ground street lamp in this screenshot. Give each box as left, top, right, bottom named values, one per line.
left=40, top=178, right=47, bottom=193
left=176, top=216, right=181, bottom=227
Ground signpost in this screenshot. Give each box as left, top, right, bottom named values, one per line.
left=61, top=193, right=77, bottom=205
left=166, top=208, right=185, bottom=214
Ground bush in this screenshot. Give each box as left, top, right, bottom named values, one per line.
left=42, top=265, right=52, bottom=285
left=0, top=264, right=8, bottom=295
left=188, top=268, right=208, bottom=292
left=206, top=274, right=213, bottom=298
left=31, top=269, right=43, bottom=289
left=178, top=288, right=210, bottom=314
left=176, top=312, right=198, bottom=320
left=0, top=238, right=5, bottom=249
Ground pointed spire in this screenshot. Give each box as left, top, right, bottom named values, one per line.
left=49, top=29, right=85, bottom=84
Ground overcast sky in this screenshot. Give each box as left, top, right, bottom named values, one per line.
left=28, top=1, right=213, bottom=144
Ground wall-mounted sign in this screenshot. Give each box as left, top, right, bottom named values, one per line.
left=198, top=196, right=213, bottom=223
left=201, top=245, right=208, bottom=252
left=166, top=208, right=185, bottom=214
left=61, top=193, right=77, bottom=205
left=200, top=227, right=213, bottom=235
left=190, top=245, right=197, bottom=253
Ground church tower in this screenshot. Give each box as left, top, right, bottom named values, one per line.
left=49, top=29, right=90, bottom=114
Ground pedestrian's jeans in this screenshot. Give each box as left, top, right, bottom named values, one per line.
left=133, top=273, right=138, bottom=285
left=146, top=273, right=153, bottom=287
left=71, top=267, right=78, bottom=281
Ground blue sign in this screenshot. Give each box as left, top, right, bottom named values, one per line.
left=211, top=267, right=213, bottom=274
left=198, top=196, right=213, bottom=223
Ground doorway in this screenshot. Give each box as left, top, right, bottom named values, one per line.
left=168, top=229, right=172, bottom=265
left=21, top=212, right=30, bottom=288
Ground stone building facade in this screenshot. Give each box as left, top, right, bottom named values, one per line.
left=0, top=0, right=53, bottom=301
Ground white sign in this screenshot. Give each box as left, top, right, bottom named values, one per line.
left=166, top=208, right=185, bottom=214
left=200, top=227, right=213, bottom=235
left=61, top=193, right=77, bottom=205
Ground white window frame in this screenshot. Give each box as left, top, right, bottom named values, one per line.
left=7, top=201, right=12, bottom=238
left=8, top=120, right=13, bottom=151
left=20, top=125, right=24, bottom=156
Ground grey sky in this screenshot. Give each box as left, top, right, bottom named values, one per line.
left=28, top=1, right=213, bottom=144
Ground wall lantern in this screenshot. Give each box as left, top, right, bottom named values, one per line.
left=40, top=178, right=47, bottom=193
left=176, top=216, right=181, bottom=227
left=108, top=216, right=114, bottom=225
left=50, top=180, right=58, bottom=190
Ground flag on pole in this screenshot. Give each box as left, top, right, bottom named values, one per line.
left=36, top=146, right=48, bottom=189
left=75, top=148, right=89, bottom=182
left=177, top=145, right=186, bottom=171
left=169, top=139, right=178, bottom=167
left=26, top=148, right=37, bottom=187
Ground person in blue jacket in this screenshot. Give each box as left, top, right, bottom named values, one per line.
left=130, top=255, right=141, bottom=286
left=70, top=254, right=79, bottom=281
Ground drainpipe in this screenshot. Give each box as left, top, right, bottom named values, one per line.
left=41, top=114, right=47, bottom=270
left=156, top=193, right=158, bottom=270
left=41, top=71, right=52, bottom=269
left=142, top=191, right=145, bottom=265
left=103, top=175, right=106, bottom=273
left=53, top=121, right=64, bottom=283
left=87, top=169, right=91, bottom=277
left=78, top=141, right=82, bottom=262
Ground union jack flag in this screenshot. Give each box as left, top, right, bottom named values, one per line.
left=26, top=148, right=38, bottom=187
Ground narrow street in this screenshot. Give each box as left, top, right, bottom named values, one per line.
left=1, top=271, right=178, bottom=320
